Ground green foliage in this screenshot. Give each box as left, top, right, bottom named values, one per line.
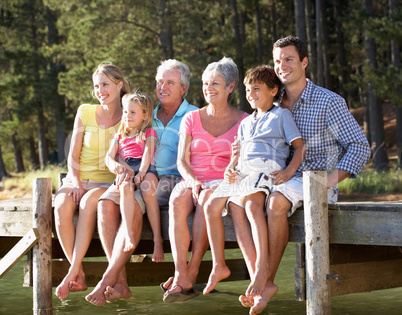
left=339, top=168, right=402, bottom=195
left=0, top=0, right=401, bottom=174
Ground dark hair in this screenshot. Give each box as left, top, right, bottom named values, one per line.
left=244, top=65, right=282, bottom=101
left=273, top=36, right=308, bottom=62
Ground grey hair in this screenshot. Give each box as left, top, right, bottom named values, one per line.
left=202, top=57, right=239, bottom=103
left=155, top=59, right=191, bottom=97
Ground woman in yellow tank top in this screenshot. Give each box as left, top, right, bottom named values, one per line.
left=54, top=62, right=130, bottom=300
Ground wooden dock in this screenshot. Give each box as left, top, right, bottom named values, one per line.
left=1, top=173, right=402, bottom=314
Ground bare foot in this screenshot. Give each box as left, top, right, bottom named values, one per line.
left=124, top=235, right=136, bottom=253
left=68, top=273, right=88, bottom=292
left=55, top=278, right=71, bottom=299
left=85, top=281, right=107, bottom=306
left=203, top=264, right=231, bottom=295
left=105, top=283, right=132, bottom=303
left=239, top=295, right=254, bottom=308
left=249, top=283, right=279, bottom=315
left=246, top=269, right=268, bottom=296
left=152, top=240, right=164, bottom=262
left=56, top=271, right=86, bottom=299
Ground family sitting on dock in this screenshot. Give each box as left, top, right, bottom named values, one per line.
left=53, top=36, right=370, bottom=314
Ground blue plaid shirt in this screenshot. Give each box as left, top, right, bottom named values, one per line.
left=280, top=79, right=370, bottom=178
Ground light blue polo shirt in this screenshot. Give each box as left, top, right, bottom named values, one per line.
left=238, top=105, right=301, bottom=170
left=152, top=99, right=197, bottom=176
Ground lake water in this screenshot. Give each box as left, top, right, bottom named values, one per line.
left=1, top=245, right=401, bottom=314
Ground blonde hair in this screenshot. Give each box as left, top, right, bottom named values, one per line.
left=118, top=92, right=154, bottom=141
left=92, top=61, right=130, bottom=100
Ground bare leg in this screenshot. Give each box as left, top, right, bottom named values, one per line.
left=248, top=192, right=291, bottom=315
left=187, top=188, right=215, bottom=285
left=120, top=182, right=136, bottom=252
left=229, top=202, right=257, bottom=308
left=166, top=185, right=196, bottom=294
left=54, top=187, right=78, bottom=299
left=86, top=201, right=143, bottom=306
left=244, top=193, right=269, bottom=297
left=203, top=196, right=231, bottom=295
left=55, top=187, right=106, bottom=299
left=141, top=174, right=164, bottom=262
left=95, top=199, right=132, bottom=303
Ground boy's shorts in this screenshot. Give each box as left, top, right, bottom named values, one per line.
left=226, top=176, right=338, bottom=217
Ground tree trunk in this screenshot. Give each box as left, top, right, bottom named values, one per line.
left=8, top=109, right=25, bottom=173
left=29, top=136, right=40, bottom=170
left=37, top=105, right=48, bottom=170
left=364, top=0, right=388, bottom=171
left=305, top=0, right=317, bottom=82
left=390, top=0, right=402, bottom=168
left=315, top=0, right=323, bottom=86
left=294, top=0, right=307, bottom=44
left=46, top=6, right=66, bottom=164
left=255, top=0, right=263, bottom=65
left=0, top=144, right=8, bottom=179
left=269, top=0, right=278, bottom=48
left=320, top=0, right=332, bottom=90
left=158, top=0, right=174, bottom=59
left=230, top=0, right=248, bottom=111
left=334, top=1, right=348, bottom=102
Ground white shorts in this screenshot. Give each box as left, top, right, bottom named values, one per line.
left=212, top=158, right=281, bottom=216
left=271, top=176, right=338, bottom=217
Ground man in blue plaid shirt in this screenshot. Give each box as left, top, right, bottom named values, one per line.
left=232, top=36, right=371, bottom=314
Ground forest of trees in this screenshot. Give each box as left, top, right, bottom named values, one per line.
left=0, top=0, right=401, bottom=179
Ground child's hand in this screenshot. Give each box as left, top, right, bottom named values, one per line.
left=114, top=163, right=126, bottom=174
left=271, top=169, right=293, bottom=185
left=134, top=170, right=146, bottom=185
left=115, top=169, right=134, bottom=188
left=224, top=167, right=238, bottom=183
left=231, top=136, right=241, bottom=157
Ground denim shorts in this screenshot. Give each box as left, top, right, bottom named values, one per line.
left=125, top=157, right=159, bottom=179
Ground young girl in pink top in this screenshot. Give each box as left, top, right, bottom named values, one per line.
left=105, top=92, right=164, bottom=262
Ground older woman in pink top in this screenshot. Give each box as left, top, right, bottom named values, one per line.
left=161, top=57, right=248, bottom=303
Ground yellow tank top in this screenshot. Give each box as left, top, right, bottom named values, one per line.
left=77, top=104, right=121, bottom=183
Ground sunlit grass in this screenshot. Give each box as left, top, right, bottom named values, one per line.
left=338, top=168, right=402, bottom=195
left=1, top=165, right=67, bottom=194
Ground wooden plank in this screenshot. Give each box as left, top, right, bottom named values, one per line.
left=294, top=243, right=402, bottom=301
left=0, top=210, right=32, bottom=237
left=52, top=258, right=249, bottom=287
left=0, top=228, right=39, bottom=278
left=141, top=209, right=237, bottom=242
left=289, top=209, right=402, bottom=246
left=330, top=259, right=402, bottom=296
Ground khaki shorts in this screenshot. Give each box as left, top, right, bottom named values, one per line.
left=99, top=174, right=181, bottom=214
left=61, top=176, right=112, bottom=190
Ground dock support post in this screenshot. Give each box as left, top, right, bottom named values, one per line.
left=32, top=178, right=53, bottom=315
left=303, top=171, right=330, bottom=315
